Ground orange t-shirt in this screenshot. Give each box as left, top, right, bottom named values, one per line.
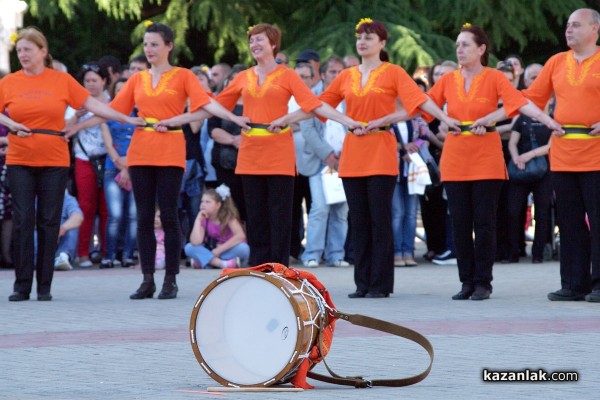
left=217, top=65, right=322, bottom=176
left=319, top=62, right=428, bottom=177
left=0, top=68, right=89, bottom=167
left=110, top=67, right=211, bottom=168
left=428, top=68, right=527, bottom=181
left=522, top=49, right=600, bottom=172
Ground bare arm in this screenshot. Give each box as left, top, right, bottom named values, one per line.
left=189, top=212, right=207, bottom=246
left=212, top=219, right=246, bottom=256
left=419, top=98, right=461, bottom=132
left=58, top=211, right=84, bottom=238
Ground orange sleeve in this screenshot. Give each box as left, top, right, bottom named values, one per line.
left=393, top=65, right=428, bottom=116
left=319, top=71, right=345, bottom=109
left=287, top=71, right=322, bottom=113
left=183, top=69, right=211, bottom=113
left=521, top=55, right=557, bottom=111
left=494, top=70, right=527, bottom=117
left=109, top=74, right=137, bottom=115
left=216, top=73, right=244, bottom=111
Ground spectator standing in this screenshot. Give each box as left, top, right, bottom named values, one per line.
left=54, top=190, right=84, bottom=271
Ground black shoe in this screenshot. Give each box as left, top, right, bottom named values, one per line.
left=365, top=292, right=389, bottom=298
left=547, top=288, right=587, bottom=301
left=99, top=259, right=114, bottom=269
left=9, top=292, right=30, bottom=301
left=37, top=293, right=53, bottom=301
left=130, top=281, right=156, bottom=299
left=471, top=287, right=491, bottom=301
left=158, top=282, right=178, bottom=299
left=452, top=286, right=474, bottom=300
left=89, top=250, right=103, bottom=264
left=348, top=290, right=367, bottom=298
left=585, top=290, right=600, bottom=302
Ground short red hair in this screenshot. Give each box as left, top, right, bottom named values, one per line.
left=247, top=23, right=281, bottom=55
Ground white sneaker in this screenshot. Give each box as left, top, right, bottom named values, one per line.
left=303, top=259, right=319, bottom=268
left=330, top=259, right=350, bottom=267
left=78, top=258, right=93, bottom=268
left=54, top=252, right=73, bottom=271
left=432, top=250, right=457, bottom=265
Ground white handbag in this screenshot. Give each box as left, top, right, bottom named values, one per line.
left=321, top=167, right=347, bottom=205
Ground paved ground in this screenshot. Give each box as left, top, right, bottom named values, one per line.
left=1, top=244, right=598, bottom=400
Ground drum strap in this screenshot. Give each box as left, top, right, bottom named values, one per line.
left=307, top=311, right=434, bottom=388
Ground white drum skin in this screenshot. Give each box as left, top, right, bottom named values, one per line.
left=190, top=270, right=325, bottom=387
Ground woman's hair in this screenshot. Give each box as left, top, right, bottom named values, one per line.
left=459, top=24, right=490, bottom=66
left=76, top=61, right=110, bottom=85
left=355, top=19, right=389, bottom=61
left=145, top=22, right=175, bottom=45
left=16, top=26, right=53, bottom=68
left=204, top=187, right=240, bottom=235
left=247, top=23, right=282, bottom=55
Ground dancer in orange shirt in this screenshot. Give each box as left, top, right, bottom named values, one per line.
left=1, top=27, right=142, bottom=302
left=159, top=24, right=361, bottom=267
left=68, top=23, right=248, bottom=300
left=427, top=24, right=560, bottom=301
left=274, top=19, right=459, bottom=298
left=522, top=8, right=600, bottom=302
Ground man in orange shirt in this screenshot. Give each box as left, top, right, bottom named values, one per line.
left=523, top=8, right=600, bottom=302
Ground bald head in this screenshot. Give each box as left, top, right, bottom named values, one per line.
left=566, top=8, right=600, bottom=51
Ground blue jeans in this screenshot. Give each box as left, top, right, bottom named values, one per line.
left=56, top=228, right=79, bottom=261
left=392, top=181, right=419, bottom=258
left=184, top=242, right=250, bottom=268
left=104, top=169, right=137, bottom=260
left=301, top=173, right=348, bottom=264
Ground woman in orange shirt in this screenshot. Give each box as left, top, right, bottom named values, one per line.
left=312, top=19, right=459, bottom=298
left=68, top=23, right=248, bottom=300
left=159, top=24, right=360, bottom=267
left=0, top=27, right=142, bottom=302
left=427, top=24, right=560, bottom=301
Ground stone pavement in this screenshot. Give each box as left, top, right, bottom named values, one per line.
left=1, top=248, right=599, bottom=400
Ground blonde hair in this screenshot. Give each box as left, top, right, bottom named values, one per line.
left=203, top=188, right=240, bottom=235
left=16, top=26, right=53, bottom=68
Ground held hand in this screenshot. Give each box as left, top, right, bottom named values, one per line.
left=347, top=120, right=366, bottom=135
left=114, top=156, right=127, bottom=170
left=444, top=117, right=461, bottom=134
left=127, top=116, right=147, bottom=127
left=118, top=170, right=131, bottom=189
left=63, top=124, right=80, bottom=140
left=552, top=129, right=566, bottom=137
left=232, top=115, right=251, bottom=131
left=267, top=115, right=288, bottom=133
left=470, top=125, right=487, bottom=136
left=75, top=108, right=88, bottom=119
left=364, top=118, right=385, bottom=133
left=589, top=121, right=600, bottom=136
left=544, top=117, right=563, bottom=134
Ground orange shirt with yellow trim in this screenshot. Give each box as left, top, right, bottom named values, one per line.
left=522, top=49, right=600, bottom=172
left=0, top=68, right=89, bottom=167
left=110, top=67, right=211, bottom=169
left=216, top=65, right=322, bottom=176
left=428, top=68, right=527, bottom=181
left=319, top=62, right=428, bottom=177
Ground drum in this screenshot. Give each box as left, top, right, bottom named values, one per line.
left=190, top=269, right=329, bottom=387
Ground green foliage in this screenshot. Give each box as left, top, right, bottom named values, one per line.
left=20, top=0, right=594, bottom=72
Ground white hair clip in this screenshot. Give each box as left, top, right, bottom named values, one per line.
left=215, top=184, right=231, bottom=201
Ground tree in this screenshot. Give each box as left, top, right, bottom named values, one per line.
left=21, top=0, right=590, bottom=72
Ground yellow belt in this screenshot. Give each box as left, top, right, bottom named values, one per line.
left=562, top=125, right=599, bottom=139
left=244, top=126, right=291, bottom=137
left=142, top=117, right=183, bottom=132
left=459, top=120, right=496, bottom=135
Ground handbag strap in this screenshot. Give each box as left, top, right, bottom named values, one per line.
left=306, top=311, right=434, bottom=388
left=527, top=120, right=540, bottom=149
left=76, top=138, right=90, bottom=157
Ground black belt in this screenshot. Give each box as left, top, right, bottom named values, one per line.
left=562, top=126, right=592, bottom=134
left=347, top=125, right=391, bottom=132
left=10, top=129, right=65, bottom=136
left=247, top=123, right=289, bottom=130
left=459, top=125, right=496, bottom=132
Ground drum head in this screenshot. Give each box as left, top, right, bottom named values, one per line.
left=192, top=273, right=301, bottom=386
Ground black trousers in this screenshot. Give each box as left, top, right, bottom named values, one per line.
left=343, top=176, right=396, bottom=294
left=419, top=184, right=447, bottom=255
left=8, top=166, right=69, bottom=295
left=129, top=166, right=183, bottom=276
left=552, top=171, right=600, bottom=293
left=242, top=175, right=294, bottom=266
left=506, top=173, right=552, bottom=260
left=445, top=180, right=503, bottom=291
